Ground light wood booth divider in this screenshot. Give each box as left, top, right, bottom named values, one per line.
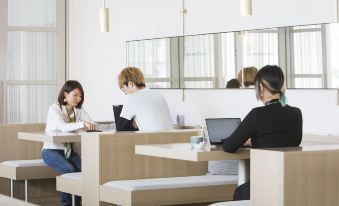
left=251, top=145, right=339, bottom=206
left=81, top=130, right=211, bottom=206
left=0, top=124, right=59, bottom=205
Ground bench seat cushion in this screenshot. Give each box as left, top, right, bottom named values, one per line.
left=56, top=172, right=82, bottom=196
left=0, top=159, right=58, bottom=180
left=59, top=172, right=82, bottom=181
left=103, top=175, right=237, bottom=191
left=1, top=159, right=46, bottom=167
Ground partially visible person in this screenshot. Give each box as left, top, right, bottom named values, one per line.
left=116, top=67, right=173, bottom=132
left=237, top=66, right=258, bottom=88
left=42, top=80, right=96, bottom=206
left=223, top=65, right=303, bottom=200
left=226, top=78, right=242, bottom=88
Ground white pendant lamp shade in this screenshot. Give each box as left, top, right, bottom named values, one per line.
left=240, top=0, right=252, bottom=16
left=100, top=8, right=109, bottom=33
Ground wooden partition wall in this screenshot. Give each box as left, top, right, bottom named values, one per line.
left=251, top=146, right=339, bottom=206
left=0, top=124, right=59, bottom=205
left=81, top=130, right=208, bottom=206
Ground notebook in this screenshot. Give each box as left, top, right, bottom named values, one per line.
left=205, top=118, right=241, bottom=145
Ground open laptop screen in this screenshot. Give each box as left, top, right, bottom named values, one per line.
left=205, top=118, right=241, bottom=145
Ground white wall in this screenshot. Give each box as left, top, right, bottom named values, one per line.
left=184, top=0, right=338, bottom=36
left=68, top=0, right=339, bottom=135
left=156, top=89, right=339, bottom=135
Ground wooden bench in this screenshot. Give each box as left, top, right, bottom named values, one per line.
left=79, top=130, right=238, bottom=205
left=56, top=172, right=82, bottom=206
left=100, top=175, right=237, bottom=206
left=0, top=123, right=60, bottom=204
left=0, top=159, right=58, bottom=202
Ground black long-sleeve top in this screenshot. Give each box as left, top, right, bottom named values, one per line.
left=223, top=99, right=303, bottom=153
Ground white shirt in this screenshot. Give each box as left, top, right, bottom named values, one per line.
left=43, top=103, right=94, bottom=150
left=120, top=88, right=174, bottom=131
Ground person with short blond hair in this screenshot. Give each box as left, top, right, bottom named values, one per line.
left=116, top=67, right=173, bottom=132
left=118, top=67, right=146, bottom=90
left=237, top=66, right=258, bottom=88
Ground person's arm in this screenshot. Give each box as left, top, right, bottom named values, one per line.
left=223, top=109, right=257, bottom=153
left=78, top=107, right=97, bottom=130
left=47, top=105, right=84, bottom=132
left=116, top=117, right=138, bottom=131
left=116, top=96, right=138, bottom=131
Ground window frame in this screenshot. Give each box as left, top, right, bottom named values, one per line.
left=0, top=0, right=66, bottom=123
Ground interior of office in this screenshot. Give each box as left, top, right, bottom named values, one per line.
left=67, top=0, right=339, bottom=135
left=1, top=0, right=339, bottom=205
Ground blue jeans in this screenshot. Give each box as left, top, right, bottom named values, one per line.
left=42, top=149, right=81, bottom=206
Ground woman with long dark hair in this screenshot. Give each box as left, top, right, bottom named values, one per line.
left=223, top=65, right=303, bottom=200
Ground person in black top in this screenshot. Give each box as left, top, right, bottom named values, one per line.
left=223, top=65, right=303, bottom=200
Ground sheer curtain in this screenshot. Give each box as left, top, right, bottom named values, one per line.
left=221, top=32, right=236, bottom=83
left=127, top=38, right=171, bottom=88
left=8, top=0, right=56, bottom=27
left=289, top=25, right=323, bottom=88
left=242, top=29, right=279, bottom=69
left=6, top=0, right=62, bottom=123
left=183, top=34, right=215, bottom=88
left=327, top=23, right=339, bottom=88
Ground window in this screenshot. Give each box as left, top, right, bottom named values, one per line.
left=286, top=25, right=325, bottom=88
left=0, top=0, right=66, bottom=123
left=126, top=38, right=175, bottom=88
left=240, top=29, right=279, bottom=69
left=182, top=34, right=217, bottom=88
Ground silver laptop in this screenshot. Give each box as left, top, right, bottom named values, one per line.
left=205, top=118, right=241, bottom=145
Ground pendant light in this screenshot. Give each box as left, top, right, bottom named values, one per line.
left=100, top=0, right=109, bottom=33
left=240, top=0, right=252, bottom=16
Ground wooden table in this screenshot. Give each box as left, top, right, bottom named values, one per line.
left=135, top=143, right=250, bottom=161
left=135, top=143, right=251, bottom=185
left=18, top=131, right=82, bottom=143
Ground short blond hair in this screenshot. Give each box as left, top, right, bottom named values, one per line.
left=238, top=66, right=258, bottom=87
left=118, top=67, right=145, bottom=89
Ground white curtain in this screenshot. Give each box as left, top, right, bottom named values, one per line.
left=290, top=25, right=323, bottom=88
left=7, top=85, right=56, bottom=123
left=127, top=38, right=171, bottom=78
left=327, top=23, right=339, bottom=88
left=184, top=34, right=214, bottom=77
left=8, top=31, right=57, bottom=80
left=242, top=29, right=279, bottom=68
left=221, top=32, right=236, bottom=82
left=8, top=0, right=56, bottom=27
left=6, top=0, right=58, bottom=123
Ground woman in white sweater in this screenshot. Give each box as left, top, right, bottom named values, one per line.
left=42, top=80, right=96, bottom=206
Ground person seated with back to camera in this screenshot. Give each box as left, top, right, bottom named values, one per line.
left=223, top=65, right=303, bottom=201
left=226, top=78, right=242, bottom=88
left=115, top=67, right=174, bottom=132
